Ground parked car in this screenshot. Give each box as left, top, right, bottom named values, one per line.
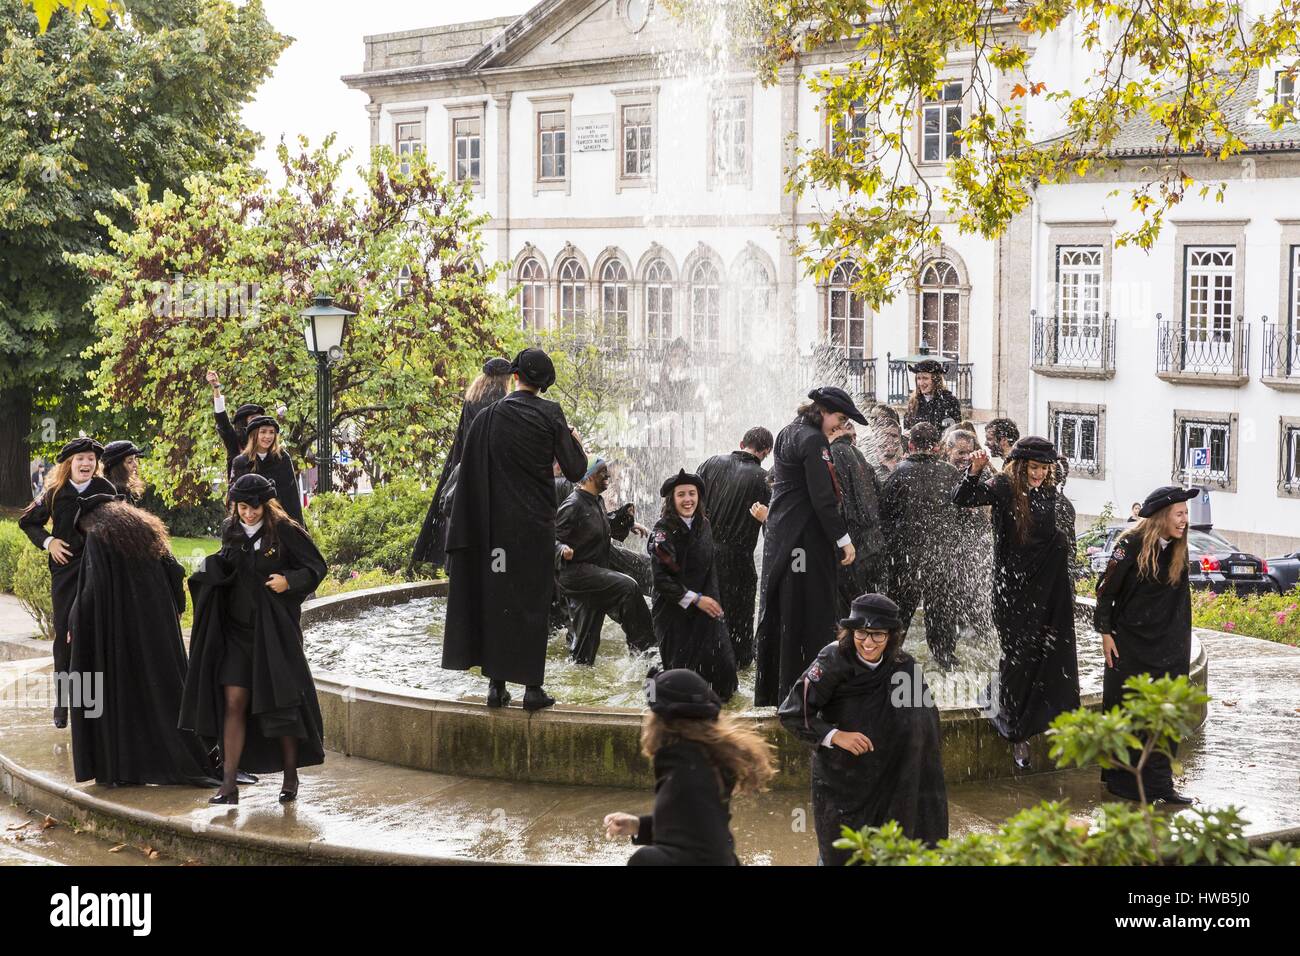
left=1079, top=524, right=1279, bottom=595
left=1265, top=549, right=1300, bottom=595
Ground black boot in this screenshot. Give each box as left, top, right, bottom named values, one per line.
left=522, top=685, right=555, bottom=712
left=1155, top=790, right=1195, bottom=806
left=486, top=679, right=511, bottom=708
left=52, top=706, right=67, bottom=729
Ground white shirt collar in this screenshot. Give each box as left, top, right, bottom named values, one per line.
left=1159, top=537, right=1170, bottom=549
left=257, top=451, right=267, bottom=460
left=855, top=650, right=882, bottom=669
left=680, top=514, right=694, bottom=529
left=71, top=478, right=92, bottom=493
left=241, top=520, right=264, bottom=536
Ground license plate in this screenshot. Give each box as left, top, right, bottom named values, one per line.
left=1229, top=564, right=1254, bottom=575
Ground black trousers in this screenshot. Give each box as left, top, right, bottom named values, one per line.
left=891, top=567, right=958, bottom=666
left=714, top=544, right=758, bottom=670
left=608, top=544, right=653, bottom=596
left=50, top=560, right=79, bottom=707
left=559, top=562, right=655, bottom=664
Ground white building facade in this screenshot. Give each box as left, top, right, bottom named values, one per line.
left=343, top=0, right=1300, bottom=556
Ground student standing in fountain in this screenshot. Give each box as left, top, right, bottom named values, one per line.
left=19, top=438, right=117, bottom=729
left=828, top=419, right=889, bottom=618
left=902, top=359, right=962, bottom=431
left=1094, top=486, right=1198, bottom=805
left=181, top=474, right=328, bottom=805
left=754, top=387, right=864, bottom=707
left=442, top=347, right=587, bottom=711
left=231, top=415, right=304, bottom=525
left=555, top=457, right=653, bottom=666
left=411, top=356, right=513, bottom=570
left=954, top=437, right=1080, bottom=769
left=862, top=405, right=903, bottom=485
left=603, top=668, right=774, bottom=865
left=648, top=470, right=737, bottom=700
left=66, top=495, right=218, bottom=788
left=696, top=426, right=773, bottom=669
left=779, top=593, right=948, bottom=865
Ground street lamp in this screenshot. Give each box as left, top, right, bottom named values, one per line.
left=300, top=293, right=354, bottom=494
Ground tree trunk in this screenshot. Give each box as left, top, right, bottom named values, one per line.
left=0, top=386, right=33, bottom=507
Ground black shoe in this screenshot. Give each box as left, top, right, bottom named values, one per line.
left=278, top=786, right=298, bottom=804
left=1155, top=790, right=1195, bottom=806
left=1012, top=742, right=1031, bottom=770
left=236, top=770, right=258, bottom=785
left=52, top=707, right=67, bottom=729
left=522, top=686, right=556, bottom=712
left=486, top=680, right=512, bottom=708
left=208, top=788, right=239, bottom=805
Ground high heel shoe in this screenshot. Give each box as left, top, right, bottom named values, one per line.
left=1012, top=741, right=1031, bottom=770
left=278, top=786, right=298, bottom=804
left=208, top=788, right=239, bottom=805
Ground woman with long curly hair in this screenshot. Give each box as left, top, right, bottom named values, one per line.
left=1093, top=486, right=1198, bottom=805
left=954, top=436, right=1079, bottom=769
left=779, top=593, right=948, bottom=865
left=603, top=668, right=775, bottom=865
left=101, top=440, right=146, bottom=502
left=902, top=359, right=962, bottom=431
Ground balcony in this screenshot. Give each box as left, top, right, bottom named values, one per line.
left=885, top=355, right=973, bottom=411
left=1155, top=315, right=1250, bottom=387
left=1030, top=311, right=1116, bottom=379
left=1261, top=321, right=1300, bottom=392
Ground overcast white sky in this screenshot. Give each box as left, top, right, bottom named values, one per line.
left=241, top=1, right=535, bottom=185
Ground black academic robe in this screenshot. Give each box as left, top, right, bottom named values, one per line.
left=829, top=436, right=889, bottom=614
left=954, top=472, right=1080, bottom=742
left=18, top=476, right=119, bottom=678
left=215, top=408, right=246, bottom=480
left=779, top=643, right=949, bottom=865
left=231, top=450, right=304, bottom=526
left=411, top=395, right=496, bottom=568
left=67, top=506, right=217, bottom=787
left=903, top=389, right=963, bottom=431
left=180, top=520, right=328, bottom=774
left=442, top=390, right=586, bottom=686
left=648, top=513, right=738, bottom=700
left=755, top=417, right=849, bottom=707
left=697, top=450, right=771, bottom=669
left=1094, top=532, right=1193, bottom=799
left=629, top=740, right=739, bottom=866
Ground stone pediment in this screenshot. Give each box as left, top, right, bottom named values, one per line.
left=473, top=0, right=681, bottom=71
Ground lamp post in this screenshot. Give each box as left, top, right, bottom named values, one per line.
left=300, top=293, right=354, bottom=494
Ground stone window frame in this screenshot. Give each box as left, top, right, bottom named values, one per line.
left=446, top=99, right=487, bottom=195
left=1048, top=401, right=1106, bottom=480
left=390, top=106, right=427, bottom=177
left=1279, top=416, right=1300, bottom=499
left=1276, top=68, right=1296, bottom=106
left=1171, top=220, right=1248, bottom=369
left=530, top=94, right=573, bottom=195
left=613, top=86, right=658, bottom=194
left=1172, top=408, right=1239, bottom=494
left=818, top=68, right=876, bottom=163
left=906, top=244, right=971, bottom=361
left=915, top=69, right=970, bottom=172
left=707, top=80, right=754, bottom=190
left=818, top=258, right=871, bottom=361
left=1276, top=224, right=1300, bottom=361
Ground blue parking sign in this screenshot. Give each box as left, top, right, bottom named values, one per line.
left=1190, top=447, right=1210, bottom=469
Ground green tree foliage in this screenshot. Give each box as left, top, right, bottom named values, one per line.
left=834, top=675, right=1299, bottom=865
left=674, top=0, right=1300, bottom=306
left=19, top=0, right=120, bottom=33
left=0, top=0, right=289, bottom=503
left=306, top=478, right=432, bottom=579
left=71, top=139, right=523, bottom=505
left=13, top=545, right=53, bottom=639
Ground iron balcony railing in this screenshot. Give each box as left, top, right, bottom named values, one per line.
left=1155, top=314, right=1249, bottom=377
left=1030, top=311, right=1116, bottom=372
left=1261, top=320, right=1300, bottom=379
left=885, top=355, right=973, bottom=410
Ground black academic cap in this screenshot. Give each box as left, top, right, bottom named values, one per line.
left=807, top=385, right=868, bottom=425
left=56, top=437, right=104, bottom=463
left=510, top=347, right=557, bottom=392
left=838, top=592, right=904, bottom=632
left=1138, top=485, right=1201, bottom=519
left=482, top=356, right=512, bottom=376
left=227, top=473, right=277, bottom=504
left=645, top=667, right=722, bottom=720
left=659, top=469, right=706, bottom=499
left=101, top=440, right=143, bottom=471
left=243, top=415, right=280, bottom=434
left=1005, top=436, right=1058, bottom=465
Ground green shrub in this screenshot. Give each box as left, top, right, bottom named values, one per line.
left=314, top=567, right=431, bottom=598
left=13, top=547, right=54, bottom=640
left=0, top=521, right=27, bottom=592
left=306, top=479, right=430, bottom=579
left=139, top=487, right=226, bottom=538
left=1190, top=584, right=1300, bottom=647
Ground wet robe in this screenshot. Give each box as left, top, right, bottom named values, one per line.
left=67, top=504, right=218, bottom=787
left=231, top=450, right=304, bottom=526
left=180, top=520, right=328, bottom=774
left=953, top=472, right=1080, bottom=742
left=902, top=388, right=963, bottom=431
left=1094, top=532, right=1193, bottom=799
left=411, top=394, right=496, bottom=568
left=18, top=476, right=118, bottom=692
left=649, top=512, right=738, bottom=700
left=629, top=740, right=739, bottom=866
left=214, top=407, right=247, bottom=480
left=442, top=390, right=587, bottom=686
left=779, top=643, right=949, bottom=865
left=828, top=436, right=889, bottom=618
left=697, top=449, right=771, bottom=669
left=755, top=417, right=849, bottom=707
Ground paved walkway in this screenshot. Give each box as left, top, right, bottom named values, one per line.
left=0, top=594, right=40, bottom=643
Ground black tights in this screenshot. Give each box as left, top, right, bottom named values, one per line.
left=216, top=685, right=299, bottom=796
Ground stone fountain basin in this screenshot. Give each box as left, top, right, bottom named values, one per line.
left=303, top=583, right=1208, bottom=791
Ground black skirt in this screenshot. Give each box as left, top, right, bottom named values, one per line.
left=217, top=622, right=255, bottom=688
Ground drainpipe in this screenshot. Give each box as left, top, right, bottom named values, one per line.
left=1027, top=179, right=1041, bottom=435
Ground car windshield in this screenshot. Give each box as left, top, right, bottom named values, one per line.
left=1189, top=529, right=1237, bottom=553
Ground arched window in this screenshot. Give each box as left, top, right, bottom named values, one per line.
left=689, top=260, right=721, bottom=350
left=518, top=258, right=546, bottom=330
left=827, top=260, right=867, bottom=359
left=557, top=258, right=586, bottom=331
left=601, top=259, right=629, bottom=342
left=733, top=258, right=773, bottom=350
left=644, top=259, right=674, bottom=346
left=920, top=259, right=960, bottom=359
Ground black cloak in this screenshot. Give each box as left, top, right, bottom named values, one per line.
left=754, top=417, right=849, bottom=706
left=648, top=512, right=738, bottom=700
left=828, top=435, right=889, bottom=612
left=179, top=519, right=328, bottom=773
left=779, top=642, right=948, bottom=865
left=231, top=450, right=303, bottom=526
left=442, top=390, right=587, bottom=686
left=954, top=472, right=1080, bottom=741
left=67, top=502, right=218, bottom=786
left=215, top=407, right=247, bottom=480
left=628, top=740, right=739, bottom=866
left=411, top=393, right=497, bottom=567
left=903, top=389, right=963, bottom=431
